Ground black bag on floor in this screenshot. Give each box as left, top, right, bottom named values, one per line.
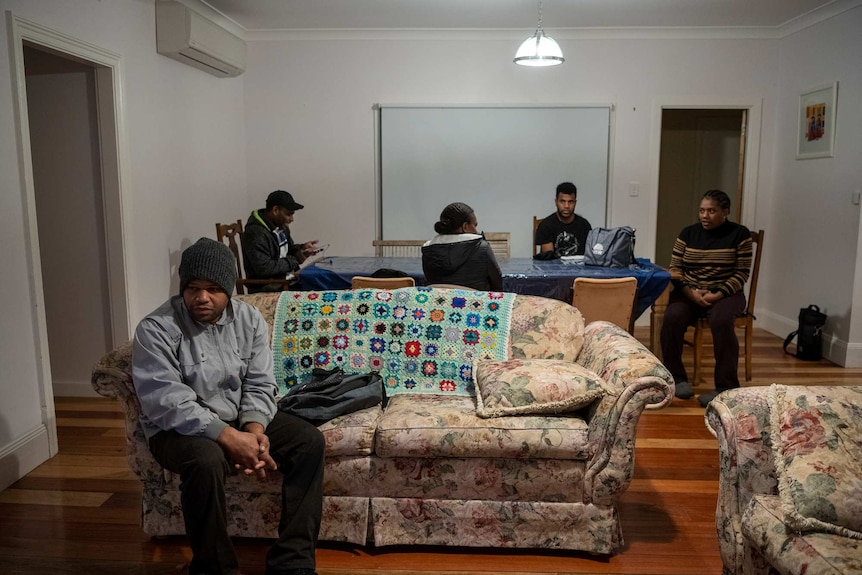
left=277, top=367, right=385, bottom=425
left=783, top=305, right=827, bottom=361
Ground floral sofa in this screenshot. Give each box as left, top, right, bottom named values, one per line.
left=92, top=287, right=674, bottom=554
left=705, top=385, right=862, bottom=575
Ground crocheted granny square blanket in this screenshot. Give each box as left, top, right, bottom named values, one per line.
left=273, top=287, right=515, bottom=397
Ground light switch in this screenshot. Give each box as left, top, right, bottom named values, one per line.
left=629, top=182, right=639, bottom=197
left=853, top=190, right=861, bottom=205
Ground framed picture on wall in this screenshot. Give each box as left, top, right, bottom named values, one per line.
left=796, top=82, right=838, bottom=159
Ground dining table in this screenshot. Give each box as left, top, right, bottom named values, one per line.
left=299, top=256, right=671, bottom=319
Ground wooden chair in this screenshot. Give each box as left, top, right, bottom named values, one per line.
left=215, top=220, right=294, bottom=295
left=533, top=216, right=543, bottom=256
left=374, top=235, right=509, bottom=259
left=572, top=277, right=638, bottom=333
left=691, top=230, right=764, bottom=383
left=484, top=232, right=510, bottom=259
left=351, top=276, right=416, bottom=289
left=372, top=240, right=424, bottom=257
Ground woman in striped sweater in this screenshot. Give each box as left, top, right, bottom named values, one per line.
left=660, top=190, right=753, bottom=407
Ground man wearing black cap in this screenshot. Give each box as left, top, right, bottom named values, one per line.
left=132, top=238, right=323, bottom=575
left=243, top=190, right=318, bottom=293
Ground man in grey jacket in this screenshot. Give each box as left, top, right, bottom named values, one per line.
left=132, top=238, right=323, bottom=575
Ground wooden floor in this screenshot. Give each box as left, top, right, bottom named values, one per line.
left=3, top=327, right=861, bottom=575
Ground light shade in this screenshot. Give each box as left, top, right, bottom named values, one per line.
left=513, top=29, right=564, bottom=67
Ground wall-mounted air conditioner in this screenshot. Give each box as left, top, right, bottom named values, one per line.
left=156, top=0, right=246, bottom=78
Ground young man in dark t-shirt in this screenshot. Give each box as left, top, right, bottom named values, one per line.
left=535, top=182, right=592, bottom=257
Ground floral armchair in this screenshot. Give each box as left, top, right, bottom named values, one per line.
left=705, top=385, right=862, bottom=575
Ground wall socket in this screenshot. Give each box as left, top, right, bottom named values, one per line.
left=629, top=182, right=639, bottom=197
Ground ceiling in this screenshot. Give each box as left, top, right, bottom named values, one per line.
left=200, top=0, right=843, bottom=32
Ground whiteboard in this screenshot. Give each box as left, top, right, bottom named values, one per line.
left=379, top=105, right=611, bottom=258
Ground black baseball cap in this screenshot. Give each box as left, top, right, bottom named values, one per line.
left=266, top=190, right=304, bottom=211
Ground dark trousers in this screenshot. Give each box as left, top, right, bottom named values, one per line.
left=660, top=290, right=745, bottom=391
left=149, top=412, right=324, bottom=575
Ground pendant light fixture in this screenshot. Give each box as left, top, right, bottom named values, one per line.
left=514, top=0, right=564, bottom=67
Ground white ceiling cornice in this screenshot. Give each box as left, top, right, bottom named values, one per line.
left=244, top=27, right=785, bottom=42
left=179, top=0, right=862, bottom=42
left=778, top=0, right=862, bottom=36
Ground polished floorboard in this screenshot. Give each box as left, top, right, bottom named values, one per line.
left=2, top=327, right=860, bottom=575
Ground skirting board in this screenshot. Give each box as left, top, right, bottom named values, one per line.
left=0, top=424, right=51, bottom=491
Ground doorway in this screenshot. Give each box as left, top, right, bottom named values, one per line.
left=9, top=14, right=132, bottom=459
left=23, top=45, right=114, bottom=397
left=655, top=109, right=747, bottom=268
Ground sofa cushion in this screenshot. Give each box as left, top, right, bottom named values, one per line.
left=742, top=494, right=862, bottom=575
left=375, top=395, right=591, bottom=460
left=769, top=384, right=862, bottom=539
left=473, top=358, right=605, bottom=418
left=318, top=404, right=383, bottom=456
left=508, top=295, right=584, bottom=362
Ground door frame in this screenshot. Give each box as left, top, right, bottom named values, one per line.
left=7, top=13, right=133, bottom=455
left=647, top=97, right=762, bottom=261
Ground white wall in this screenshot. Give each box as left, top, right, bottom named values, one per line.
left=242, top=8, right=862, bottom=364
left=243, top=35, right=780, bottom=258
left=0, top=0, right=247, bottom=488
left=761, top=7, right=862, bottom=364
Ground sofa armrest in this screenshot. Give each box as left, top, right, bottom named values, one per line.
left=578, top=321, right=674, bottom=400
left=578, top=322, right=674, bottom=505
left=705, top=387, right=778, bottom=575
left=91, top=341, right=134, bottom=400
left=91, top=341, right=164, bottom=482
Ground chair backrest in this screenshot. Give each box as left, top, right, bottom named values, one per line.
left=572, top=277, right=638, bottom=333
left=215, top=220, right=245, bottom=294
left=745, top=230, right=765, bottom=316
left=372, top=240, right=425, bottom=258
left=532, top=216, right=543, bottom=256
left=351, top=275, right=416, bottom=289
left=484, top=232, right=510, bottom=259
left=428, top=283, right=473, bottom=290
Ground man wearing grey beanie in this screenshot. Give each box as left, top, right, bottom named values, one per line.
left=132, top=238, right=323, bottom=575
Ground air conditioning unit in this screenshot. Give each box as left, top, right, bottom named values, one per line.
left=156, top=0, right=246, bottom=78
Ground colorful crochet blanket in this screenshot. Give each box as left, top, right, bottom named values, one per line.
left=273, top=287, right=515, bottom=397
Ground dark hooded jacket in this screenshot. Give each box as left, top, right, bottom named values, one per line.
left=242, top=210, right=300, bottom=293
left=421, top=234, right=503, bottom=291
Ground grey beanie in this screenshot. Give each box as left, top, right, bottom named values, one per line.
left=179, top=238, right=237, bottom=295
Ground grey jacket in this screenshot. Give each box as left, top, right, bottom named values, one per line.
left=132, top=296, right=277, bottom=441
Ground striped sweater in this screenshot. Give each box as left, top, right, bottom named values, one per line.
left=669, top=220, right=752, bottom=296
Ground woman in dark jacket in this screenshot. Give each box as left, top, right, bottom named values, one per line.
left=421, top=203, right=503, bottom=291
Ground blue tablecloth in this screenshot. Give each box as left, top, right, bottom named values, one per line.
left=300, top=257, right=670, bottom=318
